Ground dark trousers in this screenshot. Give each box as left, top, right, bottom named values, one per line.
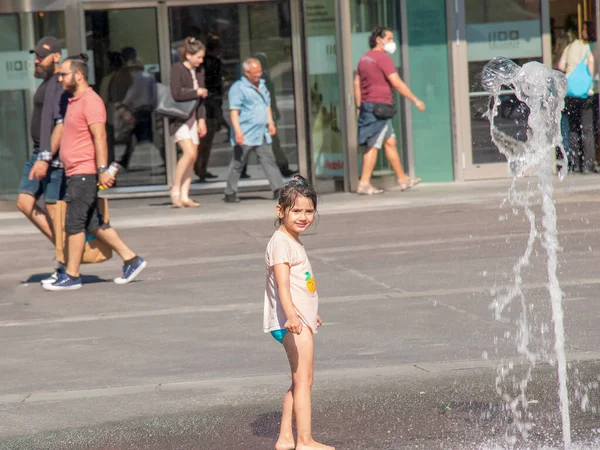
left=224, top=143, right=284, bottom=195
left=565, top=96, right=596, bottom=172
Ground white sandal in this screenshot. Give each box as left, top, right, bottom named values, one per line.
left=357, top=183, right=384, bottom=195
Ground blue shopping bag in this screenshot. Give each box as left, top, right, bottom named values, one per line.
left=567, top=50, right=593, bottom=98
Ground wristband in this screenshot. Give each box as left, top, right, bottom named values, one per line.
left=37, top=150, right=53, bottom=162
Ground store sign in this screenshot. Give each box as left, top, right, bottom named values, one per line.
left=0, top=50, right=95, bottom=91
left=0, top=52, right=39, bottom=91
left=466, top=20, right=542, bottom=62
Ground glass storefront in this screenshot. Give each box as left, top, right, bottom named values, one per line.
left=0, top=11, right=65, bottom=198
left=0, top=0, right=465, bottom=198
left=466, top=0, right=543, bottom=165
left=168, top=1, right=297, bottom=184
left=85, top=8, right=166, bottom=187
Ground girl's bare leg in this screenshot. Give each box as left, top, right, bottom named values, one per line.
left=173, top=139, right=197, bottom=206
left=181, top=163, right=194, bottom=203
left=275, top=386, right=295, bottom=450
left=282, top=327, right=334, bottom=450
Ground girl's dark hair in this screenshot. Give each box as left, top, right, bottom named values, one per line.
left=369, top=26, right=392, bottom=49
left=179, top=36, right=206, bottom=61
left=276, top=175, right=318, bottom=226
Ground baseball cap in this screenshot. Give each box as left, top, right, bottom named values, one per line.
left=30, top=36, right=62, bottom=58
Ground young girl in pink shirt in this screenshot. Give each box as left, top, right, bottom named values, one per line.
left=264, top=176, right=334, bottom=450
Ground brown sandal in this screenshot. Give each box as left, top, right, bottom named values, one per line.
left=357, top=183, right=384, bottom=195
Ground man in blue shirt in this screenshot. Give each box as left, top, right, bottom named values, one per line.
left=224, top=58, right=284, bottom=203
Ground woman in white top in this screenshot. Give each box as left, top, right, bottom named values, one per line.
left=558, top=24, right=596, bottom=173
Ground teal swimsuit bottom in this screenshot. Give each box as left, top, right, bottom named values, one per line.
left=270, top=329, right=288, bottom=344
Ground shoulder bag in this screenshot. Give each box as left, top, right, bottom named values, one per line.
left=155, top=82, right=197, bottom=120
left=567, top=49, right=593, bottom=99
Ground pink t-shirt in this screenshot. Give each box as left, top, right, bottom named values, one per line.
left=263, top=230, right=319, bottom=333
left=357, top=50, right=397, bottom=104
left=60, top=87, right=106, bottom=176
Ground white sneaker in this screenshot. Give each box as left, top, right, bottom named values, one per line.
left=40, top=264, right=66, bottom=285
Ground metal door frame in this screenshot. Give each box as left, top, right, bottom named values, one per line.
left=450, top=0, right=552, bottom=181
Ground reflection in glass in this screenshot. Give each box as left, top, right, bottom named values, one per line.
left=305, top=0, right=343, bottom=179
left=0, top=12, right=66, bottom=198
left=465, top=0, right=542, bottom=166
left=168, top=1, right=297, bottom=183
left=469, top=57, right=539, bottom=165
left=86, top=8, right=166, bottom=187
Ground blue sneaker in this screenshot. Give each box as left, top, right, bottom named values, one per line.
left=43, top=272, right=82, bottom=291
left=114, top=257, right=147, bottom=285
left=41, top=263, right=66, bottom=286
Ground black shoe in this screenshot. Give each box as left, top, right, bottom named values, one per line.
left=273, top=189, right=281, bottom=200
left=280, top=168, right=295, bottom=177
left=240, top=172, right=251, bottom=179
left=224, top=193, right=240, bottom=203
left=201, top=171, right=218, bottom=179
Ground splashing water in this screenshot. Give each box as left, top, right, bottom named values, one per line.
left=482, top=57, right=570, bottom=448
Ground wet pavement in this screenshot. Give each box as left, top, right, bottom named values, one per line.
left=1, top=177, right=600, bottom=449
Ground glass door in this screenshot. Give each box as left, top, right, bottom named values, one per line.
left=462, top=0, right=545, bottom=180
left=168, top=1, right=297, bottom=184
left=85, top=7, right=166, bottom=187
left=0, top=11, right=66, bottom=198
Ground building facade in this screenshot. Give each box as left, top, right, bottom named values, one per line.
left=0, top=0, right=585, bottom=199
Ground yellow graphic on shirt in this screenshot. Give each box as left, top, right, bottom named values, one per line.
left=305, top=271, right=316, bottom=293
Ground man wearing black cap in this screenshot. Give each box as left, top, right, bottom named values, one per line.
left=16, top=36, right=70, bottom=285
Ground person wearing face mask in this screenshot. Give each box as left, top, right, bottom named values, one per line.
left=354, top=26, right=425, bottom=195
left=16, top=36, right=71, bottom=285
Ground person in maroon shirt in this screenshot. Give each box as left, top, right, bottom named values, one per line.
left=354, top=26, right=425, bottom=195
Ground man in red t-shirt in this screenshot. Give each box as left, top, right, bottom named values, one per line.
left=354, top=26, right=425, bottom=195
left=44, top=54, right=147, bottom=291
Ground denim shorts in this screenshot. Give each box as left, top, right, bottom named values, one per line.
left=18, top=152, right=66, bottom=203
left=64, top=174, right=105, bottom=234
left=366, top=120, right=395, bottom=150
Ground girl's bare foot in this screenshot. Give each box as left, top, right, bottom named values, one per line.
left=296, top=440, right=335, bottom=450
left=274, top=437, right=295, bottom=450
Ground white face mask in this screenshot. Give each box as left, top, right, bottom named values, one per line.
left=383, top=41, right=397, bottom=55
